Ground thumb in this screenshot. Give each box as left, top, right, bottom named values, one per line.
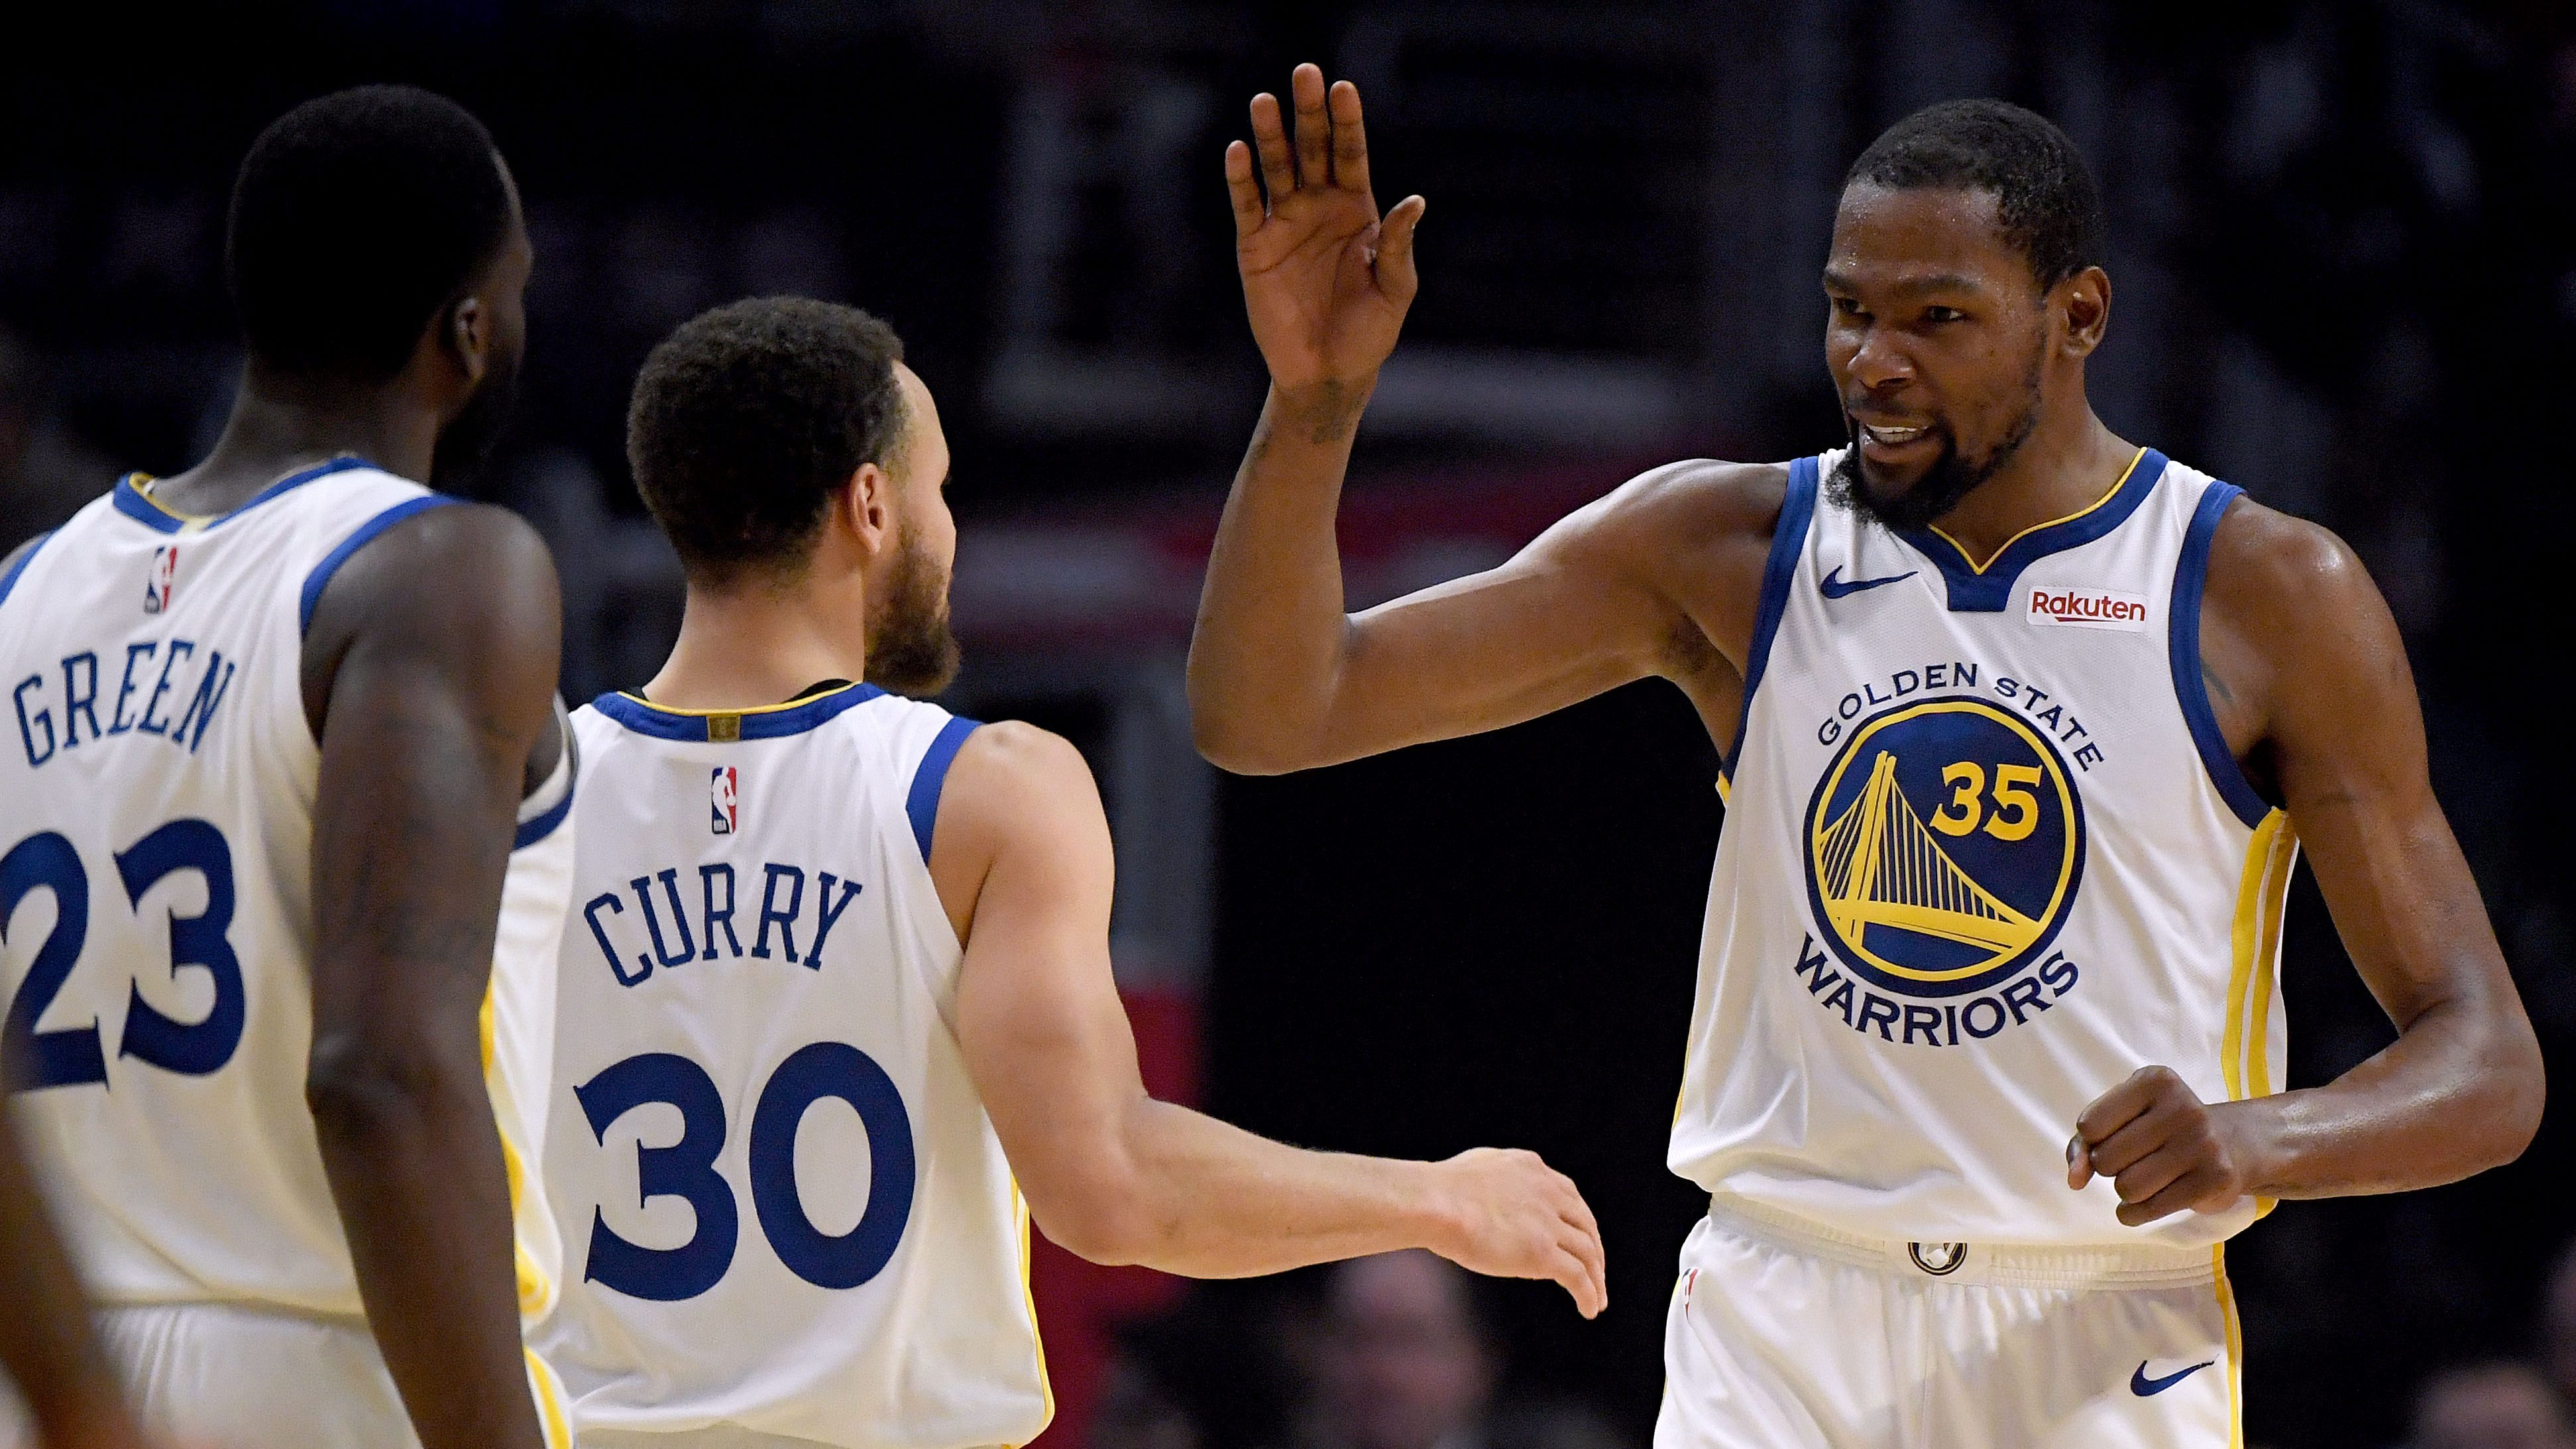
left=1375, top=194, right=1426, bottom=304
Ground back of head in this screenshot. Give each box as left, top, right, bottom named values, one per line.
left=1845, top=98, right=2107, bottom=292
left=228, top=85, right=511, bottom=380
left=627, top=296, right=909, bottom=587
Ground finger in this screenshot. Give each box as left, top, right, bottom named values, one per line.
left=2066, top=1133, right=2092, bottom=1190
left=2084, top=1099, right=2184, bottom=1179
left=2116, top=1164, right=2231, bottom=1227
left=1290, top=63, right=1330, bottom=188
left=1250, top=92, right=1295, bottom=200
left=1224, top=141, right=1264, bottom=239
left=1375, top=194, right=1426, bottom=304
left=1555, top=1175, right=1601, bottom=1246
left=1550, top=1245, right=1603, bottom=1318
left=1563, top=1221, right=1608, bottom=1316
left=1328, top=78, right=1372, bottom=194
left=2076, top=1066, right=2176, bottom=1147
left=2109, top=1139, right=2199, bottom=1206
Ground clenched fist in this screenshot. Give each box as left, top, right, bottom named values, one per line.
left=2069, top=1066, right=2264, bottom=1227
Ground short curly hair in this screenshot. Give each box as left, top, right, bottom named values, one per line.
left=228, top=86, right=512, bottom=378
left=1845, top=99, right=2107, bottom=292
left=627, top=297, right=909, bottom=585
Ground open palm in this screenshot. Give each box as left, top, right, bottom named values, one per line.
left=1226, top=64, right=1426, bottom=393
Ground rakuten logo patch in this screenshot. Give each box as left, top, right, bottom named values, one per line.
left=2026, top=585, right=2150, bottom=631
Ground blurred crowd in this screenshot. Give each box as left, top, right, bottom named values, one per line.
left=1090, top=1252, right=1628, bottom=1449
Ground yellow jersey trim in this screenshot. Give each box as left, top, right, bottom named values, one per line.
left=480, top=984, right=555, bottom=1318
left=526, top=1347, right=574, bottom=1449
left=1007, top=1182, right=1056, bottom=1447
left=2221, top=810, right=2297, bottom=1218
left=614, top=681, right=869, bottom=719
left=1926, top=446, right=2147, bottom=574
left=2214, top=1246, right=2245, bottom=1449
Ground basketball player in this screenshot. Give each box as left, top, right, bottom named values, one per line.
left=531, top=296, right=1605, bottom=1448
left=1, top=1124, right=156, bottom=1449
left=0, top=88, right=573, bottom=1449
left=1188, top=67, right=2544, bottom=1447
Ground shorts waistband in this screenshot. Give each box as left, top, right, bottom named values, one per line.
left=1707, top=1194, right=2219, bottom=1291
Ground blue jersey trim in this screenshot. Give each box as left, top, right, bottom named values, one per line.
left=116, top=457, right=379, bottom=536
left=588, top=682, right=887, bottom=742
left=0, top=532, right=54, bottom=613
left=513, top=768, right=577, bottom=849
left=113, top=475, right=186, bottom=533
left=298, top=495, right=464, bottom=636
left=1899, top=449, right=2168, bottom=612
left=906, top=715, right=982, bottom=862
left=1723, top=455, right=1820, bottom=782
left=2169, top=481, right=2273, bottom=829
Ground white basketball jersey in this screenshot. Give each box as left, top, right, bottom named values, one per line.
left=533, top=686, right=1049, bottom=1448
left=0, top=461, right=574, bottom=1336
left=1670, top=447, right=2294, bottom=1250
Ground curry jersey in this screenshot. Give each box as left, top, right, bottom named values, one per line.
left=533, top=686, right=1049, bottom=1448
left=1670, top=447, right=2294, bottom=1251
left=0, top=461, right=575, bottom=1330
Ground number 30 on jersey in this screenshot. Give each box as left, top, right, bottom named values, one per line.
left=577, top=1042, right=916, bottom=1301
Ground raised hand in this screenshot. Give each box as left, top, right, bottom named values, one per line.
left=1424, top=1147, right=1608, bottom=1318
left=1226, top=63, right=1426, bottom=398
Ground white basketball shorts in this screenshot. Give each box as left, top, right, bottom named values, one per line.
left=0, top=1302, right=571, bottom=1449
left=1656, top=1196, right=2243, bottom=1449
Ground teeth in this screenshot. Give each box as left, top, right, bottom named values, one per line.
left=1865, top=424, right=1925, bottom=444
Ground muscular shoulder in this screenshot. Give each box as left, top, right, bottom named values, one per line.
left=929, top=721, right=1111, bottom=923
left=2200, top=494, right=2408, bottom=749
left=1567, top=458, right=1789, bottom=563
left=2202, top=496, right=2386, bottom=654
left=302, top=501, right=561, bottom=731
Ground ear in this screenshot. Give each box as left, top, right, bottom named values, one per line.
left=2058, top=266, right=2111, bottom=359
left=445, top=294, right=491, bottom=390
left=834, top=460, right=897, bottom=560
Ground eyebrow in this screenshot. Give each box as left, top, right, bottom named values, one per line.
left=1821, top=268, right=1989, bottom=298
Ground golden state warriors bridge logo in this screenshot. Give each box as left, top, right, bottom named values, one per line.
left=1802, top=697, right=2085, bottom=1000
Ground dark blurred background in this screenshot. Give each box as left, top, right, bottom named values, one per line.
left=7, top=3, right=2575, bottom=1447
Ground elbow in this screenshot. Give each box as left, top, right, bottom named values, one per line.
left=1189, top=712, right=1307, bottom=778
left=2484, top=1025, right=2547, bottom=1169
left=1023, top=1167, right=1162, bottom=1267
left=305, top=1030, right=480, bottom=1157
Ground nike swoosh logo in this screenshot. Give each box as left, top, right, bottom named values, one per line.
left=2130, top=1360, right=2215, bottom=1396
left=1819, top=565, right=1918, bottom=599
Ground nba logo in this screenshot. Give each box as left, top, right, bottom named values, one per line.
left=142, top=546, right=178, bottom=614
left=710, top=766, right=739, bottom=835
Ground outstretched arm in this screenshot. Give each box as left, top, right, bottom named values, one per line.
left=302, top=504, right=562, bottom=1449
left=2072, top=502, right=2542, bottom=1224
left=940, top=723, right=1606, bottom=1316
left=0, top=1122, right=157, bottom=1449
left=1190, top=64, right=1718, bottom=775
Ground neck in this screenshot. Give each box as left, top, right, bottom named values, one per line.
left=156, top=363, right=441, bottom=513
left=643, top=580, right=867, bottom=711
left=1926, top=398, right=2133, bottom=567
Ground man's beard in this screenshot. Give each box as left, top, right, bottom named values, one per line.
left=429, top=341, right=521, bottom=492
left=1827, top=371, right=2041, bottom=534
left=864, top=535, right=962, bottom=697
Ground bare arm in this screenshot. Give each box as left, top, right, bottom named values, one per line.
left=1190, top=64, right=1748, bottom=774
left=2073, top=502, right=2542, bottom=1224
left=936, top=723, right=1606, bottom=1314
left=0, top=1121, right=156, bottom=1449
left=302, top=504, right=561, bottom=1449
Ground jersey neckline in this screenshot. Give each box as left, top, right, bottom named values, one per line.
left=592, top=681, right=888, bottom=742
left=112, top=456, right=381, bottom=536
left=1895, top=447, right=2167, bottom=612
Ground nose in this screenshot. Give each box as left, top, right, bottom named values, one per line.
left=1843, top=321, right=1914, bottom=395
